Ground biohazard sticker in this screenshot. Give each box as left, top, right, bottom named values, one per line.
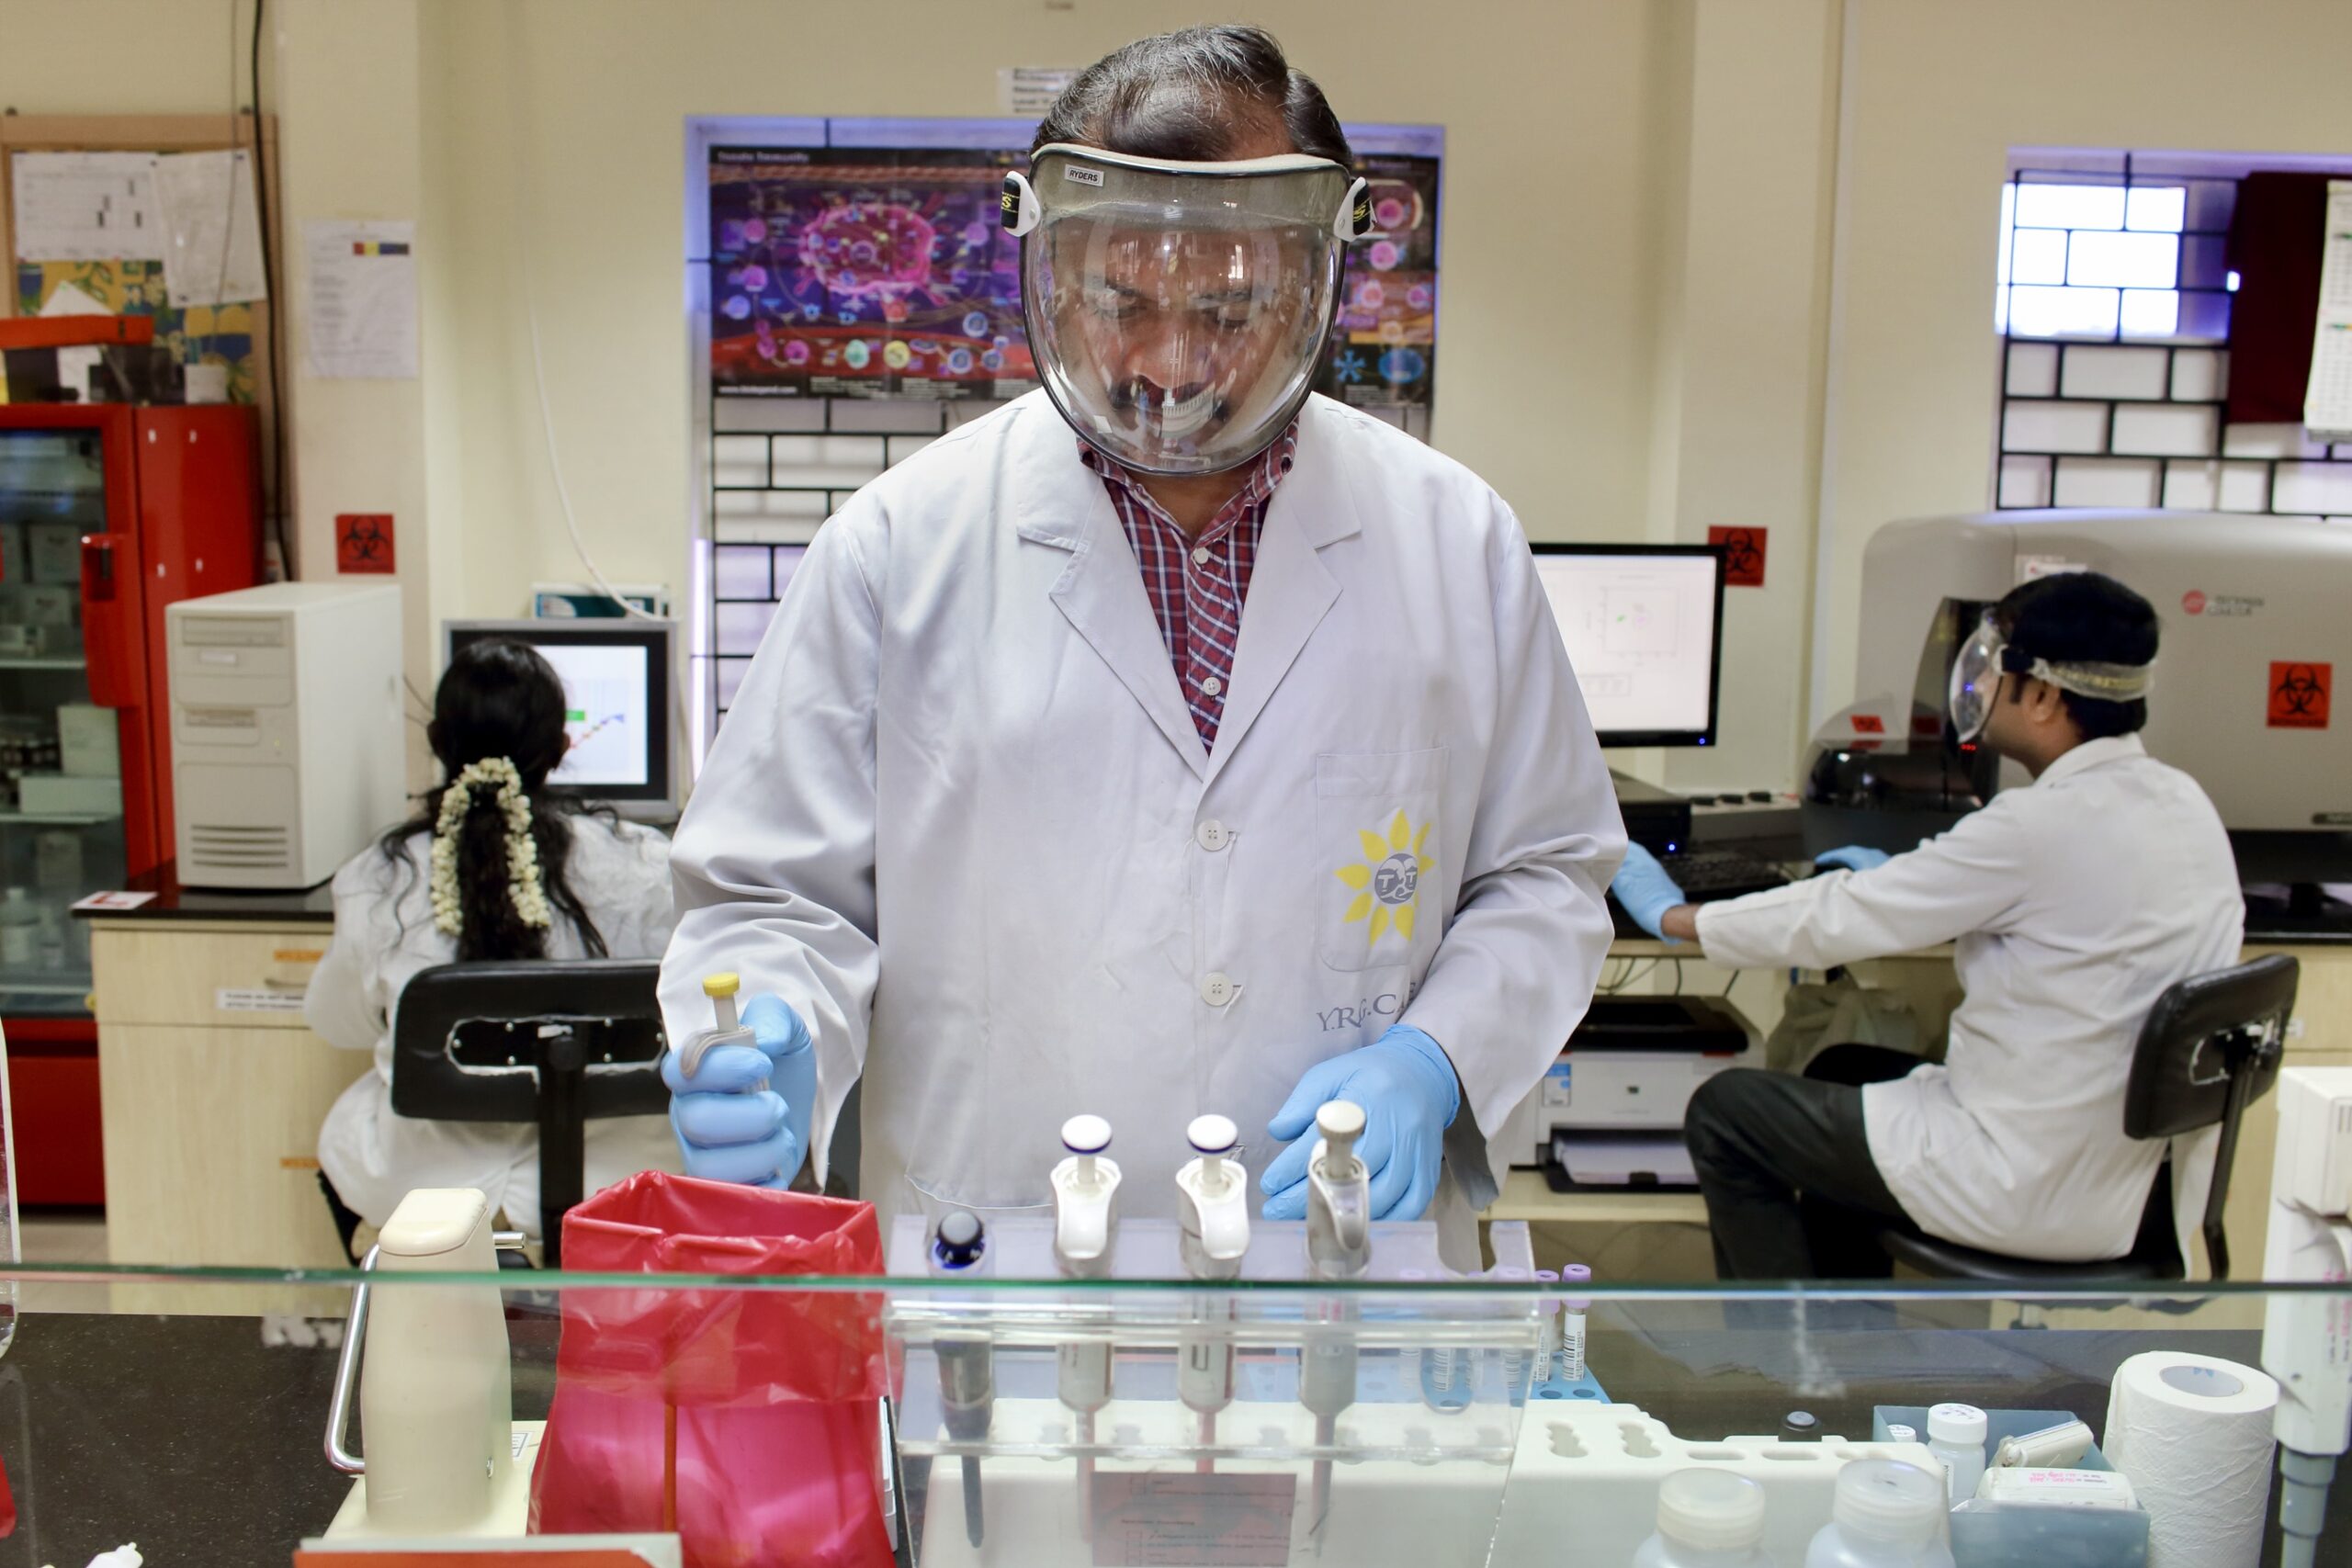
left=335, top=513, right=395, bottom=574
left=2269, top=662, right=2332, bottom=729
left=1708, top=526, right=1767, bottom=587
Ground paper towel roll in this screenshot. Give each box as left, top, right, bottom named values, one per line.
left=2101, top=1350, right=2279, bottom=1568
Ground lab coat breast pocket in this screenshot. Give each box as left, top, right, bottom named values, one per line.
left=1314, top=748, right=1449, bottom=974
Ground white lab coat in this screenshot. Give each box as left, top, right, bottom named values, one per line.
left=1695, top=735, right=2245, bottom=1268
left=661, top=390, right=1623, bottom=1268
left=310, top=816, right=685, bottom=1235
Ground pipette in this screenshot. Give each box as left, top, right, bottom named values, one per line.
left=929, top=1210, right=992, bottom=1548
left=1303, top=1102, right=1369, bottom=1551
left=1176, top=1115, right=1249, bottom=1473
left=1052, top=1116, right=1121, bottom=1540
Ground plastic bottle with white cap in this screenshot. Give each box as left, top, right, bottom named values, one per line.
left=1630, top=1470, right=1771, bottom=1567
left=1804, top=1459, right=1958, bottom=1567
left=1925, top=1404, right=1988, bottom=1506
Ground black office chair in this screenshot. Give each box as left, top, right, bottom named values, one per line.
left=390, top=959, right=671, bottom=1268
left=1871, top=953, right=2298, bottom=1284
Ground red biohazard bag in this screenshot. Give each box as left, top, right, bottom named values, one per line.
left=528, top=1170, right=892, bottom=1568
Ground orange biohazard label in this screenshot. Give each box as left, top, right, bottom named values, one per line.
left=1849, top=714, right=1885, bottom=734
left=2269, top=662, right=2332, bottom=729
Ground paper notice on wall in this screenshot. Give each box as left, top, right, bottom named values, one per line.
left=9, top=151, right=164, bottom=261
left=998, top=66, right=1078, bottom=115
left=301, top=220, right=417, bottom=378
left=153, top=150, right=268, bottom=306
left=2305, top=180, right=2352, bottom=442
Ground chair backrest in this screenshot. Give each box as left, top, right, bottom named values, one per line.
left=388, top=960, right=672, bottom=1264
left=389, top=959, right=670, bottom=1123
left=2122, top=952, right=2299, bottom=1280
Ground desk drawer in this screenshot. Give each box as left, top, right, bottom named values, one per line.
left=91, top=926, right=333, bottom=1029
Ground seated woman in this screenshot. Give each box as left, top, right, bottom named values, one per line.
left=307, top=638, right=681, bottom=1253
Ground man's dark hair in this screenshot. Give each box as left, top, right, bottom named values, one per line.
left=1032, top=26, right=1351, bottom=165
left=1990, top=570, right=2159, bottom=739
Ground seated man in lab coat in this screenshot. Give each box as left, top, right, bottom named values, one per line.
left=654, top=26, right=1623, bottom=1267
left=1612, top=570, right=2243, bottom=1279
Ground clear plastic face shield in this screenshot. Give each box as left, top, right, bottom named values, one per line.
left=1947, top=610, right=2156, bottom=741
left=1002, top=144, right=1371, bottom=476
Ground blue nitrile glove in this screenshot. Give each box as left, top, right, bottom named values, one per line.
left=1611, top=842, right=1687, bottom=941
left=1814, top=844, right=1892, bottom=874
left=662, top=993, right=818, bottom=1190
left=1261, top=1024, right=1461, bottom=1223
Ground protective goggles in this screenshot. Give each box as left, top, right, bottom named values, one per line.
left=1001, top=144, right=1373, bottom=476
left=1948, top=611, right=2156, bottom=742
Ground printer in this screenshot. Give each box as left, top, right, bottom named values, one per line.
left=1505, top=996, right=1761, bottom=1189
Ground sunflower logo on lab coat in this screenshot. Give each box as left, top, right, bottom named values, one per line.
left=1334, top=810, right=1434, bottom=947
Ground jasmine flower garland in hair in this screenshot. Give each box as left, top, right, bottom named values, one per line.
left=430, top=757, right=552, bottom=936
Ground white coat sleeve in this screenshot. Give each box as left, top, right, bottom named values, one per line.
left=1695, top=794, right=2038, bottom=970
left=305, top=859, right=390, bottom=1055
left=659, top=514, right=882, bottom=1185
left=1399, top=504, right=1626, bottom=1207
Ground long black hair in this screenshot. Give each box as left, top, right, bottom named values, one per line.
left=378, top=638, right=609, bottom=962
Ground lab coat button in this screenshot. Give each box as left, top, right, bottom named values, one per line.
left=1195, top=819, right=1229, bottom=852
left=1199, top=972, right=1235, bottom=1007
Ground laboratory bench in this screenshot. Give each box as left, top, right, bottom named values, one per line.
left=61, top=859, right=2352, bottom=1295
left=1497, top=919, right=2352, bottom=1285
left=2, top=1295, right=2348, bottom=1565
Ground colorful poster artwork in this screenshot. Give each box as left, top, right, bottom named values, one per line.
left=709, top=147, right=1036, bottom=400
left=1316, top=152, right=1441, bottom=411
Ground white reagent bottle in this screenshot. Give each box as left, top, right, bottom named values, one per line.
left=1805, top=1458, right=1958, bottom=1567
left=1631, top=1469, right=1771, bottom=1567
left=1925, top=1404, right=1988, bottom=1506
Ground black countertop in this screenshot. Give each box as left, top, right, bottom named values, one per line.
left=70, top=862, right=335, bottom=923
left=0, top=1311, right=2343, bottom=1565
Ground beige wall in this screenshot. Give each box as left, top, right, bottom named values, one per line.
left=7, top=0, right=2351, bottom=791
left=1817, top=0, right=2352, bottom=725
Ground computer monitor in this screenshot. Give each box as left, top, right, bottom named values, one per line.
left=442, top=618, right=680, bottom=819
left=1528, top=544, right=1726, bottom=747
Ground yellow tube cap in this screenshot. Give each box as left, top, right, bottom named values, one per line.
left=703, top=972, right=741, bottom=998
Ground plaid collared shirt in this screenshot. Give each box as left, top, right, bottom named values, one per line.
left=1080, top=423, right=1299, bottom=750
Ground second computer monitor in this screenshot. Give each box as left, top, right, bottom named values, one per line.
left=442, top=618, right=679, bottom=818
left=1529, top=544, right=1727, bottom=747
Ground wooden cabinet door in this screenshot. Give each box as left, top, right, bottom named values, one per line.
left=98, top=1021, right=370, bottom=1280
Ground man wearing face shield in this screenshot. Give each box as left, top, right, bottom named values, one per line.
left=656, top=27, right=1623, bottom=1268
left=1611, top=571, right=2244, bottom=1279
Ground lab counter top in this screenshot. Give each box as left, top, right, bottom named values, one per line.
left=70, top=861, right=336, bottom=924
left=4, top=1309, right=2345, bottom=1566
left=0, top=1311, right=559, bottom=1568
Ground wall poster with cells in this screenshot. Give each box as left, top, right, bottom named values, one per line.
left=708, top=145, right=1036, bottom=401
left=1317, top=152, right=1440, bottom=412
left=707, top=133, right=1440, bottom=414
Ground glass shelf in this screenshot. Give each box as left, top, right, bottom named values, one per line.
left=0, top=1264, right=2344, bottom=1563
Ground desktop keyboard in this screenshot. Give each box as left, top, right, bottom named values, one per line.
left=1609, top=844, right=1790, bottom=938
left=1657, top=844, right=1790, bottom=898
